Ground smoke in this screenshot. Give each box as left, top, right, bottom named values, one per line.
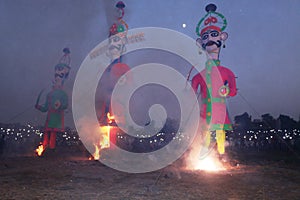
left=75, top=116, right=101, bottom=155
left=181, top=123, right=204, bottom=170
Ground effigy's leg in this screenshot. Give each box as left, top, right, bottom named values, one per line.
left=216, top=130, right=225, bottom=154
left=204, top=130, right=211, bottom=149
left=42, top=132, right=49, bottom=148
left=99, top=98, right=111, bottom=125
left=199, top=130, right=212, bottom=159
left=49, top=132, right=56, bottom=149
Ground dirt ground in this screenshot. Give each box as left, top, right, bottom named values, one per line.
left=1, top=148, right=300, bottom=200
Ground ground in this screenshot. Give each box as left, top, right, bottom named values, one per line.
left=1, top=148, right=300, bottom=200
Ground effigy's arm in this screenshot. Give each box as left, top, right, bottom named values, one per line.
left=227, top=70, right=237, bottom=97
left=35, top=93, right=49, bottom=112
left=59, top=92, right=68, bottom=110
left=191, top=73, right=205, bottom=94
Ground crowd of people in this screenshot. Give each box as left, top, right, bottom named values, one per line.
left=0, top=122, right=299, bottom=157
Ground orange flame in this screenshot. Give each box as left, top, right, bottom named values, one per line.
left=92, top=144, right=101, bottom=160
left=185, top=143, right=226, bottom=172
left=193, top=155, right=225, bottom=172
left=107, top=112, right=115, bottom=124
left=35, top=143, right=45, bottom=156
left=99, top=125, right=111, bottom=148
left=90, top=112, right=113, bottom=160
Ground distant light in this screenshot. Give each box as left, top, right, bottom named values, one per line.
left=182, top=23, right=186, bottom=28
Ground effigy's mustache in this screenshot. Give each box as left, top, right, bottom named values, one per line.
left=55, top=73, right=64, bottom=78
left=109, top=45, right=122, bottom=51
left=202, top=40, right=222, bottom=49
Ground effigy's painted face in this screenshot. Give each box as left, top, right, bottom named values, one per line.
left=107, top=33, right=126, bottom=61
left=54, top=64, right=70, bottom=86
left=198, top=29, right=228, bottom=55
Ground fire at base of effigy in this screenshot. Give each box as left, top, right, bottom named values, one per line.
left=192, top=153, right=226, bottom=172
left=184, top=138, right=229, bottom=172
left=89, top=126, right=111, bottom=160
left=89, top=112, right=117, bottom=161
left=35, top=142, right=45, bottom=157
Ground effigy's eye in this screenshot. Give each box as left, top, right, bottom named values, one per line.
left=113, top=36, right=121, bottom=42
left=201, top=33, right=209, bottom=40
left=210, top=30, right=219, bottom=37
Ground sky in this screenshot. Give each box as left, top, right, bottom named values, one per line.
left=1, top=0, right=300, bottom=127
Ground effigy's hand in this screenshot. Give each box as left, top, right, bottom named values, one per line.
left=219, top=85, right=230, bottom=97
left=54, top=100, right=61, bottom=110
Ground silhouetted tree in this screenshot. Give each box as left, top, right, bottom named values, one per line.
left=277, top=114, right=297, bottom=130
left=234, top=112, right=252, bottom=131
left=261, top=113, right=276, bottom=129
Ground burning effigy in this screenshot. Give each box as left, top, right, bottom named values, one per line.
left=89, top=112, right=118, bottom=160
left=186, top=3, right=237, bottom=172
left=91, top=1, right=131, bottom=160
left=35, top=48, right=71, bottom=156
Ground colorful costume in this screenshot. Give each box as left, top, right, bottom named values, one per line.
left=192, top=59, right=236, bottom=154
left=36, top=88, right=68, bottom=148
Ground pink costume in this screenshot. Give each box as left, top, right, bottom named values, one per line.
left=192, top=59, right=237, bottom=131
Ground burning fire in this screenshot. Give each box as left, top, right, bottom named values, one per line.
left=91, top=144, right=101, bottom=160
left=193, top=155, right=225, bottom=172
left=185, top=144, right=226, bottom=172
left=107, top=112, right=115, bottom=124
left=35, top=143, right=45, bottom=156
left=89, top=112, right=114, bottom=160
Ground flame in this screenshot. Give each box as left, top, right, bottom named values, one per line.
left=92, top=144, right=101, bottom=160
left=99, top=125, right=111, bottom=148
left=35, top=143, right=45, bottom=156
left=193, top=155, right=225, bottom=172
left=90, top=112, right=114, bottom=160
left=107, top=112, right=115, bottom=124
left=89, top=126, right=111, bottom=160
left=185, top=142, right=226, bottom=172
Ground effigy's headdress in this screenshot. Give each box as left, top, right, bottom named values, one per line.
left=109, top=1, right=128, bottom=37
left=54, top=48, right=71, bottom=80
left=196, top=4, right=227, bottom=36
